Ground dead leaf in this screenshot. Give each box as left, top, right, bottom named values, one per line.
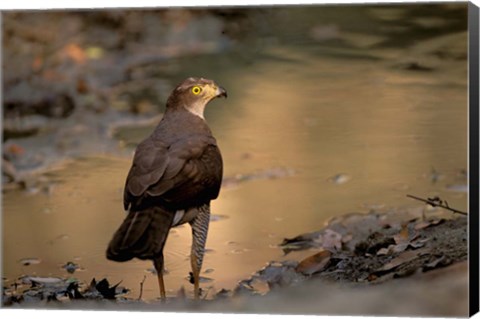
left=391, top=243, right=410, bottom=253
left=423, top=255, right=452, bottom=271
left=375, top=248, right=429, bottom=273
left=32, top=56, right=43, bottom=71
left=376, top=248, right=390, bottom=256
left=6, top=144, right=25, bottom=156
left=409, top=238, right=429, bottom=249
left=393, top=224, right=409, bottom=244
left=21, top=276, right=63, bottom=286
left=414, top=218, right=445, bottom=230
left=295, top=250, right=332, bottom=275
left=367, top=274, right=378, bottom=281
left=355, top=232, right=395, bottom=255
left=2, top=159, right=17, bottom=181
left=280, top=231, right=321, bottom=254
left=66, top=282, right=84, bottom=300
left=61, top=43, right=87, bottom=64
left=95, top=278, right=122, bottom=299
left=320, top=229, right=343, bottom=250
left=76, top=78, right=89, bottom=94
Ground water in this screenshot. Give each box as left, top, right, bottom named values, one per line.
left=3, top=4, right=468, bottom=300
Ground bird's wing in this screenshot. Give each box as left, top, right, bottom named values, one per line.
left=123, top=134, right=221, bottom=210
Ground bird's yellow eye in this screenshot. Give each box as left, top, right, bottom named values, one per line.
left=192, top=86, right=202, bottom=95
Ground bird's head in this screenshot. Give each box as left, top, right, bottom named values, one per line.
left=166, top=77, right=227, bottom=119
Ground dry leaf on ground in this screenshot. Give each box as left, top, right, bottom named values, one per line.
left=295, top=250, right=332, bottom=275
left=414, top=219, right=445, bottom=230
left=375, top=248, right=430, bottom=273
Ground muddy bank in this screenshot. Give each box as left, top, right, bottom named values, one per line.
left=2, top=262, right=470, bottom=317
left=3, top=206, right=468, bottom=316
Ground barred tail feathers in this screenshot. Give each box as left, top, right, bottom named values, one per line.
left=190, top=204, right=211, bottom=271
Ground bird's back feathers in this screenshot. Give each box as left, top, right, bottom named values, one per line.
left=123, top=110, right=223, bottom=212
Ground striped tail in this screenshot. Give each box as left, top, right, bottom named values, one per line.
left=106, top=206, right=174, bottom=262
left=190, top=204, right=211, bottom=272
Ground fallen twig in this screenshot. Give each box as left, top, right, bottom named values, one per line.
left=406, top=194, right=467, bottom=216
left=202, top=286, right=213, bottom=300
left=138, top=275, right=147, bottom=301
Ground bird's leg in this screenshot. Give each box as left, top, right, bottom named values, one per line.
left=157, top=272, right=166, bottom=300
left=153, top=255, right=166, bottom=300
left=189, top=204, right=210, bottom=299
left=191, top=254, right=200, bottom=299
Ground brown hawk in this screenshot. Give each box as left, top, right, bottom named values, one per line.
left=106, top=77, right=227, bottom=299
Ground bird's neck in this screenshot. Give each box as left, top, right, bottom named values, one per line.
left=184, top=102, right=206, bottom=119
left=160, top=107, right=210, bottom=134
left=165, top=101, right=207, bottom=121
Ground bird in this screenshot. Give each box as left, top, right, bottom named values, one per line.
left=106, top=77, right=227, bottom=300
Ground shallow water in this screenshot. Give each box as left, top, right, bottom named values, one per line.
left=3, top=4, right=468, bottom=300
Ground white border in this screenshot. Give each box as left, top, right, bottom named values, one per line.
left=1, top=1, right=478, bottom=319
left=0, top=0, right=475, bottom=10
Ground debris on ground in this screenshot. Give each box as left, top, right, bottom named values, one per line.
left=2, top=205, right=469, bottom=308
left=231, top=207, right=467, bottom=298
left=61, top=261, right=83, bottom=274
left=2, top=277, right=128, bottom=306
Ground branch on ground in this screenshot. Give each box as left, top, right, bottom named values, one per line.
left=138, top=275, right=147, bottom=301
left=406, top=194, right=467, bottom=216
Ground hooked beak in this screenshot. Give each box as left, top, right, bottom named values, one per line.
left=216, top=86, right=228, bottom=98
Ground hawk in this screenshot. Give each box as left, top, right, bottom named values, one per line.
left=106, top=77, right=227, bottom=299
